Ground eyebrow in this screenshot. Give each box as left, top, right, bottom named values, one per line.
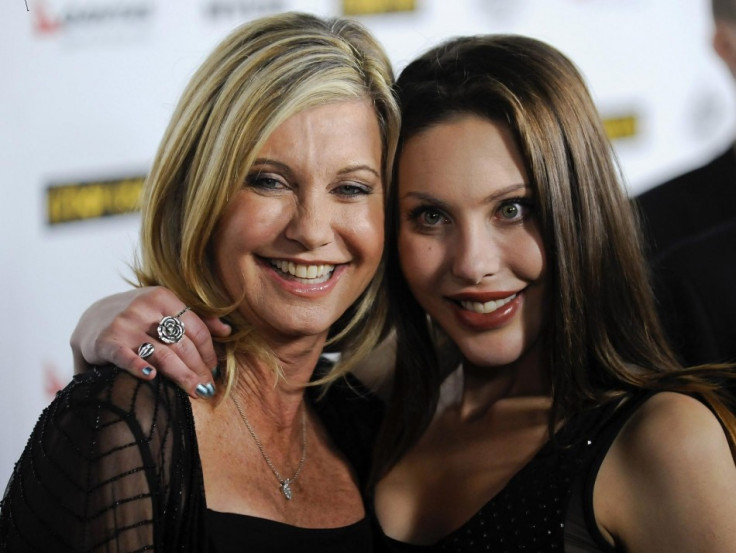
left=338, top=164, right=381, bottom=179
left=252, top=158, right=291, bottom=172
left=402, top=183, right=530, bottom=204
left=252, top=158, right=381, bottom=179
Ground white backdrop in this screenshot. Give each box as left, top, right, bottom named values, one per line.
left=1, top=0, right=734, bottom=483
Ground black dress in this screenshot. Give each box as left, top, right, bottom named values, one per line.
left=374, top=392, right=657, bottom=553
left=0, top=363, right=384, bottom=552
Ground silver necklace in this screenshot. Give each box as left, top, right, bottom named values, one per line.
left=231, top=395, right=307, bottom=500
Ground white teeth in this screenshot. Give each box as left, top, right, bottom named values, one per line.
left=459, top=294, right=517, bottom=314
left=269, top=259, right=335, bottom=283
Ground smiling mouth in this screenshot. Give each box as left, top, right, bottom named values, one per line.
left=458, top=293, right=517, bottom=314
left=269, top=259, right=336, bottom=284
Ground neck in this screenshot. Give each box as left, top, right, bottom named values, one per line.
left=454, top=341, right=551, bottom=422
left=234, top=334, right=326, bottom=428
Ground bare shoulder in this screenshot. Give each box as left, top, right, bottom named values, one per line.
left=596, top=392, right=736, bottom=552
left=617, top=391, right=731, bottom=462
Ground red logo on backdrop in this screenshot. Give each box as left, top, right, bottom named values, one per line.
left=43, top=363, right=66, bottom=400
left=33, top=2, right=63, bottom=34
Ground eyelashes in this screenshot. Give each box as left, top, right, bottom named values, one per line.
left=244, top=172, right=375, bottom=198
left=407, top=205, right=449, bottom=227
left=332, top=183, right=374, bottom=197
left=406, top=196, right=535, bottom=230
left=246, top=173, right=284, bottom=191
left=497, top=197, right=535, bottom=221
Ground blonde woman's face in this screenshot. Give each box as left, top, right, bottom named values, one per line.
left=213, top=99, right=384, bottom=344
left=397, top=115, right=547, bottom=372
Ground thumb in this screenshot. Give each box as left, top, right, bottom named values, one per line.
left=203, top=316, right=232, bottom=337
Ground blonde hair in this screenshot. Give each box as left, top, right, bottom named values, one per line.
left=134, top=12, right=400, bottom=397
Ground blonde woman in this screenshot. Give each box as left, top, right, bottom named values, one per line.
left=0, top=12, right=399, bottom=552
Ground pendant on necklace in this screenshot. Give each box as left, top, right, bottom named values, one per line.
left=281, top=479, right=293, bottom=500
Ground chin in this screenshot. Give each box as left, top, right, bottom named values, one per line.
left=258, top=309, right=338, bottom=341
left=462, top=350, right=525, bottom=370
left=452, top=334, right=532, bottom=369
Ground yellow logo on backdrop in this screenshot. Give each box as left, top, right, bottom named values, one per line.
left=602, top=114, right=638, bottom=140
left=47, top=176, right=145, bottom=225
left=342, top=0, right=416, bottom=15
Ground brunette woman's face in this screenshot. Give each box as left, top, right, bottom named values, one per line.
left=213, top=99, right=384, bottom=343
left=397, top=115, right=547, bottom=370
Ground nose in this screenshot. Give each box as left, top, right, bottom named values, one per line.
left=451, top=222, right=501, bottom=284
left=284, top=193, right=334, bottom=250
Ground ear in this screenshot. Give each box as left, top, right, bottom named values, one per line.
left=713, top=21, right=736, bottom=78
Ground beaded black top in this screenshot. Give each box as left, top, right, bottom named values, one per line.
left=0, top=363, right=384, bottom=552
left=377, top=392, right=656, bottom=553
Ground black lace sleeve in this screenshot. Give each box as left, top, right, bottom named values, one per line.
left=0, top=367, right=205, bottom=552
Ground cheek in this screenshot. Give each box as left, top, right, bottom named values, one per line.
left=225, top=196, right=287, bottom=249
left=510, top=227, right=548, bottom=321
left=516, top=226, right=546, bottom=281
left=348, top=201, right=385, bottom=268
left=398, top=230, right=440, bottom=294
left=213, top=196, right=285, bottom=274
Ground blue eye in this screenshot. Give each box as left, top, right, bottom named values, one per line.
left=334, top=183, right=371, bottom=197
left=246, top=174, right=286, bottom=191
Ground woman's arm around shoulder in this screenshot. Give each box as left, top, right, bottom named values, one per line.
left=0, top=368, right=200, bottom=552
left=71, top=286, right=230, bottom=398
left=595, top=391, right=736, bottom=552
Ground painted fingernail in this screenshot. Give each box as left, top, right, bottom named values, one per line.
left=142, top=367, right=154, bottom=376
left=195, top=382, right=216, bottom=398
left=211, top=366, right=221, bottom=380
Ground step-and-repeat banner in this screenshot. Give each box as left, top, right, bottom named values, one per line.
left=1, top=0, right=733, bottom=482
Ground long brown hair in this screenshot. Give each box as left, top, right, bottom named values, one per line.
left=373, top=34, right=736, bottom=479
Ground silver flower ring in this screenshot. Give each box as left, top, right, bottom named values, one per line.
left=156, top=306, right=191, bottom=344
